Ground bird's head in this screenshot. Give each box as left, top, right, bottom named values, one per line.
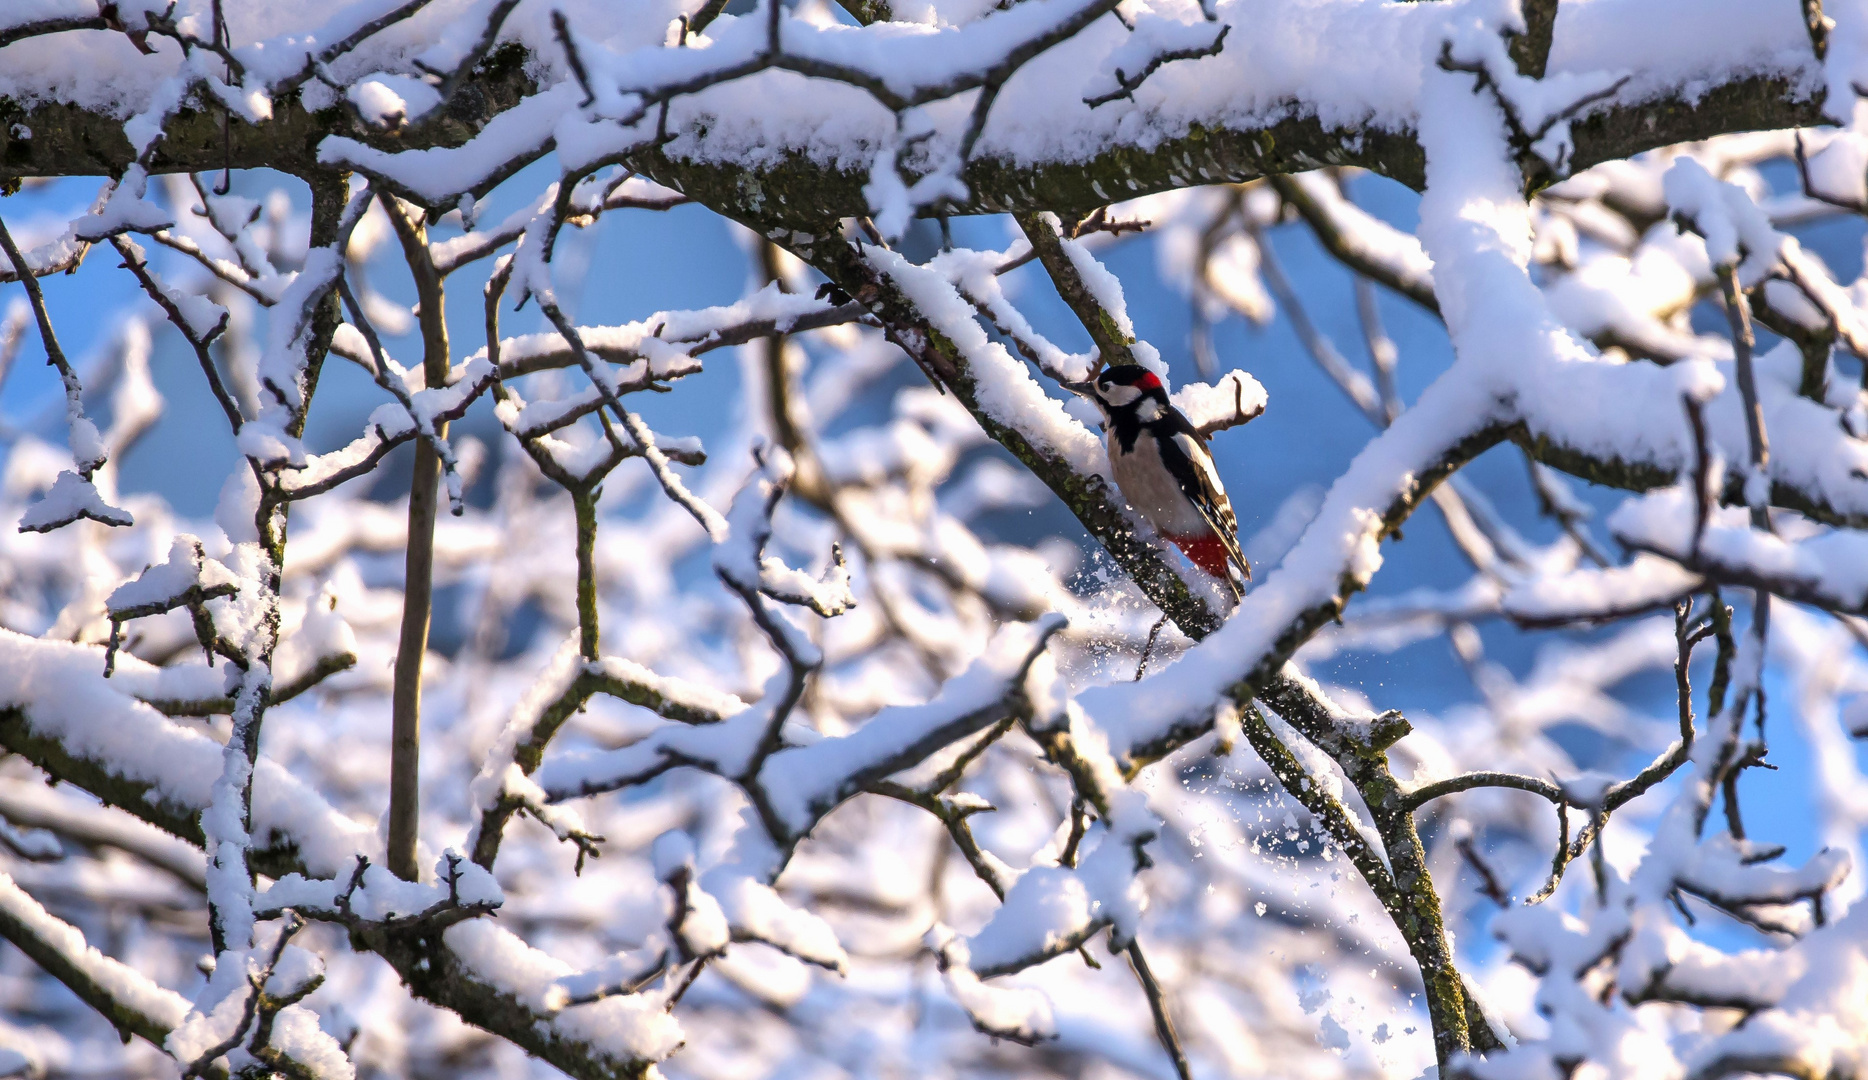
left=1065, top=364, right=1168, bottom=416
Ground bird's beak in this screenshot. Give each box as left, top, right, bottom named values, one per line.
left=1059, top=380, right=1095, bottom=397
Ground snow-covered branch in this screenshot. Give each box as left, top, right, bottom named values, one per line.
left=8, top=3, right=1868, bottom=1078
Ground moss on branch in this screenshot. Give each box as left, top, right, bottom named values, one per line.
left=0, top=43, right=1824, bottom=229
left=354, top=919, right=655, bottom=1080
left=0, top=702, right=658, bottom=1080
left=0, top=43, right=536, bottom=184
left=0, top=705, right=310, bottom=881
left=0, top=885, right=185, bottom=1053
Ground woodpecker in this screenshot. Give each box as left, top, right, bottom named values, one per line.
left=1070, top=364, right=1249, bottom=596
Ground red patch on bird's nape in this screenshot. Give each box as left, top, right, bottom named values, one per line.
left=1134, top=371, right=1162, bottom=391
left=1168, top=533, right=1230, bottom=580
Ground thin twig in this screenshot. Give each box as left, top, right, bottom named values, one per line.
left=1455, top=830, right=1511, bottom=907
left=1126, top=940, right=1194, bottom=1080
left=0, top=215, right=97, bottom=476
left=1401, top=771, right=1567, bottom=813
left=111, top=235, right=243, bottom=431
left=1252, top=221, right=1381, bottom=423
left=1716, top=267, right=1773, bottom=534
left=1133, top=614, right=1168, bottom=680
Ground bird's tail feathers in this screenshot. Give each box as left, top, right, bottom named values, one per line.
left=1168, top=533, right=1244, bottom=598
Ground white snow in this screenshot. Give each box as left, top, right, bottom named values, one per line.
left=5, top=5, right=1868, bottom=1079
left=0, top=870, right=190, bottom=1029
left=18, top=471, right=132, bottom=533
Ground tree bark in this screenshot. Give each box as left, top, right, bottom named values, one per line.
left=385, top=200, right=451, bottom=883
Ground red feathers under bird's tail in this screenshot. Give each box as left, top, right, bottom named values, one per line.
left=1168, top=533, right=1232, bottom=581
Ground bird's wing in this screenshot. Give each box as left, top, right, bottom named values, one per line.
left=1158, top=409, right=1250, bottom=583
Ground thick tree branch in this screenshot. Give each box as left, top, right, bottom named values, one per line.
left=785, top=228, right=1229, bottom=639
left=0, top=702, right=666, bottom=1080
left=1014, top=211, right=1137, bottom=366
left=0, top=57, right=1823, bottom=224
left=0, top=44, right=537, bottom=181
left=1507, top=0, right=1558, bottom=80
left=0, top=873, right=191, bottom=1053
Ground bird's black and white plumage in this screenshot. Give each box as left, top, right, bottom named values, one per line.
left=1074, top=364, right=1249, bottom=596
